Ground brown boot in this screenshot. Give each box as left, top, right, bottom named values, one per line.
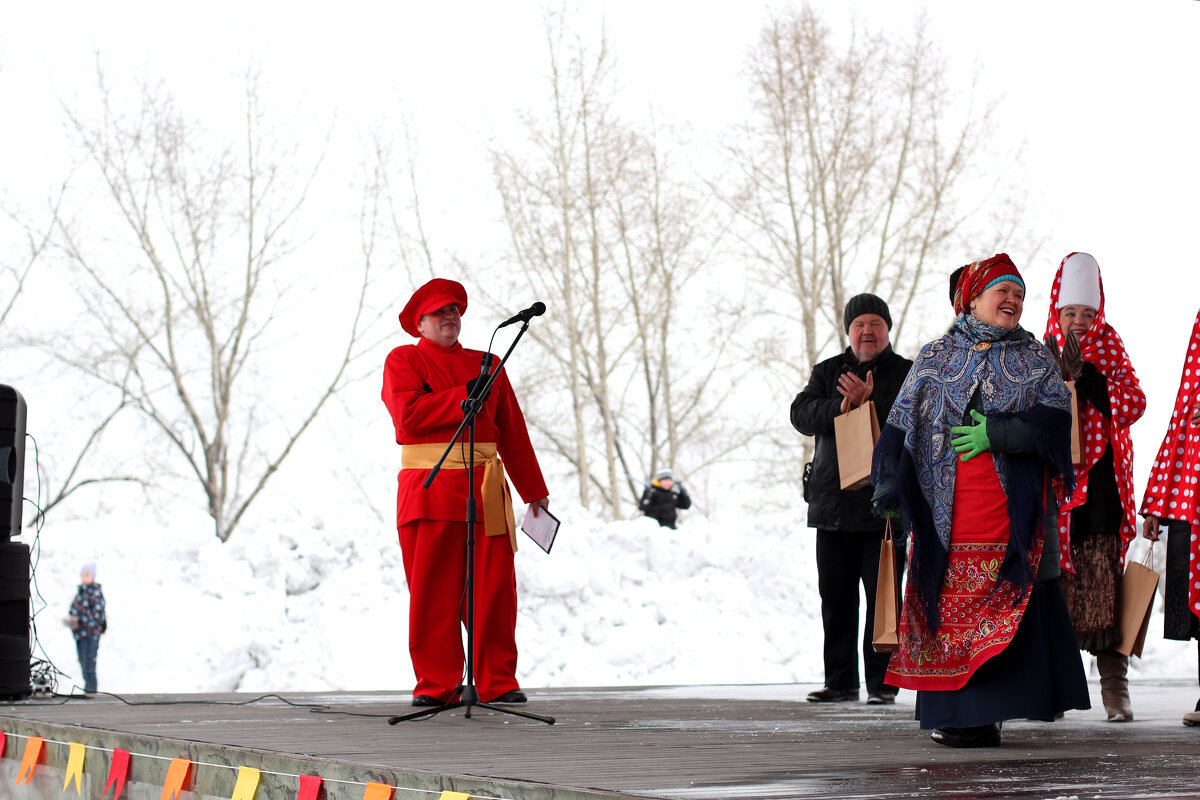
left=1097, top=651, right=1133, bottom=722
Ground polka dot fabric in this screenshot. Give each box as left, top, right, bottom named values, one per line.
left=1139, top=310, right=1200, bottom=624
left=1043, top=254, right=1147, bottom=574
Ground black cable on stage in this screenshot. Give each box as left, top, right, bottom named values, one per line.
left=29, top=690, right=435, bottom=720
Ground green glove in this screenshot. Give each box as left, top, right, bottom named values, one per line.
left=950, top=409, right=990, bottom=461
left=873, top=501, right=900, bottom=519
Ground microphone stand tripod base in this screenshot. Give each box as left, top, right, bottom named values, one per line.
left=388, top=685, right=556, bottom=724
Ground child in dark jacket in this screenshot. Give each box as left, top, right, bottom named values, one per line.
left=68, top=563, right=106, bottom=694
left=639, top=467, right=692, bottom=529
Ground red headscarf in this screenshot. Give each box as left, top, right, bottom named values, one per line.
left=1043, top=253, right=1146, bottom=572
left=399, top=278, right=468, bottom=338
left=952, top=253, right=1024, bottom=316
left=1139, top=309, right=1200, bottom=623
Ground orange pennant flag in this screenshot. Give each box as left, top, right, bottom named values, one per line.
left=297, top=775, right=323, bottom=800
left=231, top=766, right=261, bottom=800
left=102, top=748, right=131, bottom=800
left=16, top=736, right=43, bottom=785
left=161, top=758, right=192, bottom=800
left=64, top=742, right=87, bottom=795
left=362, top=782, right=393, bottom=800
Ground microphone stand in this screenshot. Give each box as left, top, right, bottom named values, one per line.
left=389, top=316, right=554, bottom=726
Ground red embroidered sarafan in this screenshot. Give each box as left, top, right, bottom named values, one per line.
left=887, top=453, right=1042, bottom=691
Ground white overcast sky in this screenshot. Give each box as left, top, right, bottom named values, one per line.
left=3, top=0, right=1198, bottom=488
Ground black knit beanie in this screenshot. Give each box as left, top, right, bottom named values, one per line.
left=948, top=265, right=968, bottom=308
left=843, top=293, right=892, bottom=332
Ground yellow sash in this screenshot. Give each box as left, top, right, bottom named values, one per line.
left=402, top=442, right=518, bottom=552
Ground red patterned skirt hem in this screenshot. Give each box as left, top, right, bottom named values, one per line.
left=887, top=454, right=1042, bottom=690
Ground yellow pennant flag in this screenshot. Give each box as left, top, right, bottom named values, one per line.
left=362, top=782, right=393, bottom=800
left=231, top=766, right=261, bottom=800
left=160, top=758, right=192, bottom=800
left=438, top=792, right=471, bottom=800
left=16, top=736, right=43, bottom=785
left=64, top=742, right=87, bottom=795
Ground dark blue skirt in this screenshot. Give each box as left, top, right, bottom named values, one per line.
left=913, top=578, right=1091, bottom=729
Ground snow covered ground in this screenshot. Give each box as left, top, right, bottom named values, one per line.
left=26, top=498, right=1195, bottom=697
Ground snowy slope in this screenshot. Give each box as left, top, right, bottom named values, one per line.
left=28, top=500, right=1193, bottom=696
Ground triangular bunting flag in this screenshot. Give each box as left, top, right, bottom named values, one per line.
left=231, top=766, right=261, bottom=800
left=438, top=792, right=472, bottom=800
left=296, top=775, right=323, bottom=800
left=160, top=758, right=192, bottom=800
left=64, top=742, right=87, bottom=795
left=0, top=731, right=6, bottom=757
left=102, top=748, right=131, bottom=800
left=362, top=782, right=393, bottom=800
left=16, top=736, right=43, bottom=785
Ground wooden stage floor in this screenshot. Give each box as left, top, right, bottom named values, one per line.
left=1, top=680, right=1198, bottom=800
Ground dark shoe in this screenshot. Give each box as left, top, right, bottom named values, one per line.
left=411, top=694, right=444, bottom=707
left=930, top=723, right=1001, bottom=748
left=806, top=687, right=859, bottom=703
left=867, top=690, right=896, bottom=705
left=489, top=689, right=527, bottom=704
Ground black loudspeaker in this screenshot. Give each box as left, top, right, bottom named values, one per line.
left=0, top=542, right=30, bottom=697
left=0, top=384, right=27, bottom=543
left=0, top=387, right=30, bottom=696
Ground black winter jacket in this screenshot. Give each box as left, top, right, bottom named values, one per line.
left=640, top=483, right=691, bottom=529
left=790, top=345, right=913, bottom=531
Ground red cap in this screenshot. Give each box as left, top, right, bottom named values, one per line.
left=399, top=278, right=468, bottom=338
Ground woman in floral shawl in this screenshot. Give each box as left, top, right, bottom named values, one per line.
left=1043, top=253, right=1146, bottom=722
left=1139, top=308, right=1200, bottom=728
left=872, top=254, right=1090, bottom=748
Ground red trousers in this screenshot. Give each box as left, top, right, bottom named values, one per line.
left=398, top=518, right=520, bottom=702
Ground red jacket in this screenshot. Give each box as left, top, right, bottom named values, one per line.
left=382, top=337, right=548, bottom=530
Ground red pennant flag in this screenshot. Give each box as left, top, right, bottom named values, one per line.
left=362, top=782, right=393, bottom=800
left=102, top=748, right=131, bottom=800
left=297, top=775, right=323, bottom=800
left=0, top=731, right=6, bottom=757
left=160, top=758, right=192, bottom=800
left=16, top=736, right=43, bottom=785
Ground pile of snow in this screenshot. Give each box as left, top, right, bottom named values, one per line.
left=27, top=500, right=1194, bottom=695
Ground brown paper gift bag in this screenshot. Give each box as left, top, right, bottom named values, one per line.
left=1065, top=380, right=1083, bottom=466
left=1115, top=543, right=1160, bottom=658
left=834, top=400, right=880, bottom=490
left=872, top=519, right=901, bottom=653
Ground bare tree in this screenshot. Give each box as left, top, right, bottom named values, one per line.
left=488, top=8, right=741, bottom=518
left=608, top=119, right=748, bottom=505
left=3, top=184, right=152, bottom=522
left=1, top=187, right=64, bottom=331
left=46, top=65, right=390, bottom=541
left=488, top=11, right=627, bottom=516
left=730, top=3, right=1004, bottom=396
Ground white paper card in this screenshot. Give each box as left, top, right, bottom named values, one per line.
left=521, top=505, right=560, bottom=554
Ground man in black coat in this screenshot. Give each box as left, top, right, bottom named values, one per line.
left=790, top=293, right=913, bottom=705
left=639, top=467, right=691, bottom=529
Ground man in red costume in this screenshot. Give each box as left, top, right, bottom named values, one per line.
left=382, top=278, right=550, bottom=707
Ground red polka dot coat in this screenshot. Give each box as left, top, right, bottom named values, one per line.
left=1043, top=254, right=1147, bottom=574
left=1139, top=310, right=1200, bottom=624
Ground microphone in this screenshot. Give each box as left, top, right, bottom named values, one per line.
left=498, top=301, right=546, bottom=328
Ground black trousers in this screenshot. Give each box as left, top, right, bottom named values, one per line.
left=1164, top=518, right=1200, bottom=642
left=815, top=528, right=895, bottom=693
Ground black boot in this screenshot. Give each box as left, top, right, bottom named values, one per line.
left=930, top=723, right=1002, bottom=748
